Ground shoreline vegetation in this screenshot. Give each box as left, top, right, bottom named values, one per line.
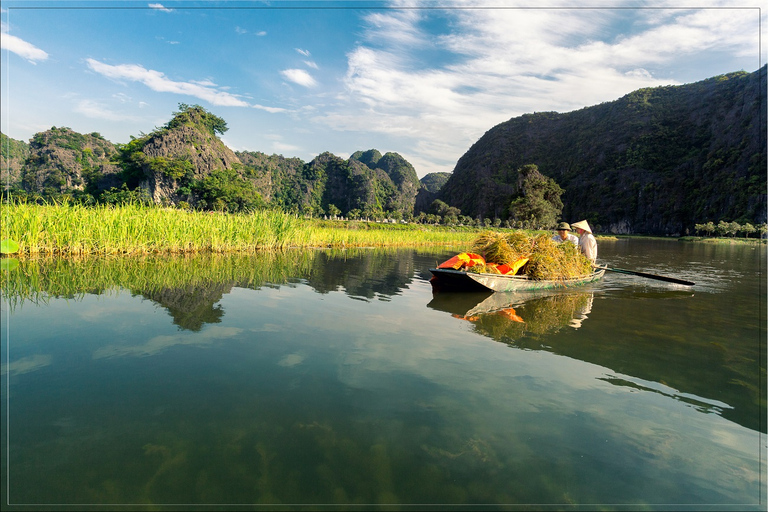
left=1, top=202, right=764, bottom=258
left=1, top=202, right=485, bottom=256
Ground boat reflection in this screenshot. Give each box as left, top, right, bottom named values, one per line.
left=427, top=289, right=596, bottom=346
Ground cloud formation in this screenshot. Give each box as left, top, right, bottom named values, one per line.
left=280, top=68, right=318, bottom=88
left=148, top=3, right=173, bottom=12
left=86, top=58, right=251, bottom=107
left=317, top=5, right=762, bottom=174
left=74, top=99, right=142, bottom=121
left=1, top=33, right=48, bottom=63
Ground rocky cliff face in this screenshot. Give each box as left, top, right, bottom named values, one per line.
left=18, top=127, right=121, bottom=195
left=1, top=133, right=29, bottom=191
left=415, top=172, right=452, bottom=213
left=235, top=151, right=303, bottom=203
left=349, top=150, right=421, bottom=215
left=136, top=122, right=241, bottom=204
left=439, top=67, right=767, bottom=234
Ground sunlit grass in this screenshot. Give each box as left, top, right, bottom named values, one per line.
left=0, top=202, right=484, bottom=256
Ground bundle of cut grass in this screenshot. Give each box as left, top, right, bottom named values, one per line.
left=472, top=231, right=531, bottom=265
left=525, top=234, right=593, bottom=280
left=469, top=231, right=592, bottom=280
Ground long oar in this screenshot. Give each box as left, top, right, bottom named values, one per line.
left=596, top=265, right=695, bottom=286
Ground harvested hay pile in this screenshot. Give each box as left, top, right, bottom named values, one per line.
left=470, top=231, right=593, bottom=280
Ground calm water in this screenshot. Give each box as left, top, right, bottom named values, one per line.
left=1, top=240, right=765, bottom=510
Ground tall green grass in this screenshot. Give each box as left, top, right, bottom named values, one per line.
left=0, top=202, right=482, bottom=255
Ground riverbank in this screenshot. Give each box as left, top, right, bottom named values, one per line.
left=678, top=235, right=766, bottom=245
left=599, top=234, right=765, bottom=245
left=3, top=202, right=763, bottom=257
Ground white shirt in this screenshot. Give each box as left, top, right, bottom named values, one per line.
left=578, top=233, right=598, bottom=262
left=552, top=233, right=578, bottom=245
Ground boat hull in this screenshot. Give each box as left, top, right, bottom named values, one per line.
left=429, top=268, right=605, bottom=292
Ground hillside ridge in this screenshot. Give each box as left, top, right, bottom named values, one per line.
left=2, top=67, right=765, bottom=234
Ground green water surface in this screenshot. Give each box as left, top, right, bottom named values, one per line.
left=1, top=241, right=765, bottom=509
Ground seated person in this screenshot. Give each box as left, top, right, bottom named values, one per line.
left=552, top=222, right=578, bottom=245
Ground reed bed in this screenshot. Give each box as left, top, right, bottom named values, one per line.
left=1, top=202, right=480, bottom=256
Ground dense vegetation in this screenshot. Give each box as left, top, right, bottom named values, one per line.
left=0, top=201, right=487, bottom=256
left=2, top=67, right=765, bottom=235
left=439, top=67, right=766, bottom=235
left=2, top=105, right=427, bottom=222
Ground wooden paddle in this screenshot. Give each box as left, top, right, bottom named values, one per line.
left=595, top=265, right=695, bottom=286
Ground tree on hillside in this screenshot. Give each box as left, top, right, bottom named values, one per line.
left=508, top=164, right=564, bottom=229
left=167, top=104, right=228, bottom=136
left=191, top=168, right=265, bottom=212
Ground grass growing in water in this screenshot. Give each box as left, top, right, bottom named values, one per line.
left=1, top=202, right=483, bottom=255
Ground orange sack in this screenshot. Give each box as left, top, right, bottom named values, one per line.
left=437, top=253, right=486, bottom=269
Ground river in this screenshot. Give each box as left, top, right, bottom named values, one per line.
left=1, top=239, right=765, bottom=509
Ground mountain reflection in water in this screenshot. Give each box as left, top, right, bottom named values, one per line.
left=0, top=245, right=763, bottom=435
left=1, top=243, right=765, bottom=506
left=0, top=249, right=426, bottom=331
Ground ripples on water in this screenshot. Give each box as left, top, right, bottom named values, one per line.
left=1, top=242, right=765, bottom=508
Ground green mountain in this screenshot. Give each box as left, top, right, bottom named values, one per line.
left=420, top=172, right=452, bottom=194
left=439, top=67, right=766, bottom=235
left=4, top=66, right=765, bottom=234
left=415, top=171, right=452, bottom=212
left=235, top=149, right=421, bottom=217
left=11, top=127, right=121, bottom=197
left=3, top=106, right=424, bottom=216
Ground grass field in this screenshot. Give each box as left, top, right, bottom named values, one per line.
left=0, top=202, right=487, bottom=256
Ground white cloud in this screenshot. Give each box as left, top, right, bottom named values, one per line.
left=1, top=33, right=48, bottom=63
left=361, top=8, right=427, bottom=47
left=280, top=68, right=318, bottom=88
left=304, top=60, right=319, bottom=69
left=148, top=3, right=173, bottom=12
left=253, top=104, right=289, bottom=113
left=273, top=141, right=301, bottom=152
left=93, top=326, right=243, bottom=359
left=1, top=354, right=52, bottom=376
left=74, top=99, right=141, bottom=121
left=315, top=5, right=762, bottom=175
left=295, top=48, right=311, bottom=57
left=86, top=58, right=251, bottom=107
left=256, top=31, right=267, bottom=36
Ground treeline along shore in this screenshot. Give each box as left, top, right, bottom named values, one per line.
left=1, top=200, right=761, bottom=259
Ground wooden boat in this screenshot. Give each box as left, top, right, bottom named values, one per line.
left=429, top=268, right=605, bottom=292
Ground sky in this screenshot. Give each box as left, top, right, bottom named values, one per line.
left=1, top=0, right=764, bottom=178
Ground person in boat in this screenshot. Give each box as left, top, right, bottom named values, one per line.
left=571, top=220, right=597, bottom=263
left=552, top=222, right=578, bottom=245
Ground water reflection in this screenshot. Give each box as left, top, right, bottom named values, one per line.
left=1, top=246, right=764, bottom=435
left=1, top=244, right=765, bottom=506
left=0, top=249, right=434, bottom=331
left=428, top=290, right=596, bottom=343
left=426, top=283, right=762, bottom=433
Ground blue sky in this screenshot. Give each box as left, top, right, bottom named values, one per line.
left=1, top=1, right=764, bottom=177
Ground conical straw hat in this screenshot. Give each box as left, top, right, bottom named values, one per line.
left=571, top=220, right=592, bottom=233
